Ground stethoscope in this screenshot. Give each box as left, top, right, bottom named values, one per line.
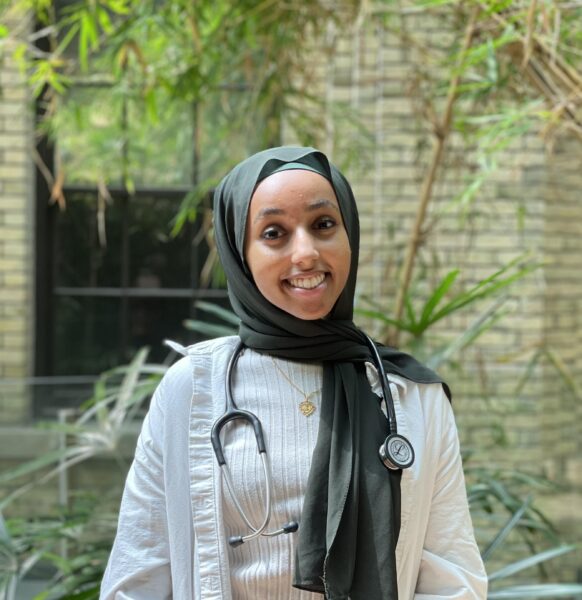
left=210, top=336, right=415, bottom=548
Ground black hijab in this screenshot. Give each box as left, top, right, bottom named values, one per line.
left=213, top=146, right=448, bottom=599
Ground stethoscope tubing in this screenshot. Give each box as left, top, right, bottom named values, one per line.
left=363, top=334, right=398, bottom=435
left=211, top=340, right=297, bottom=547
left=211, top=340, right=266, bottom=466
left=364, top=334, right=416, bottom=471
left=211, top=335, right=415, bottom=547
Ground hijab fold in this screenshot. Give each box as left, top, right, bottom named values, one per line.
left=213, top=147, right=449, bottom=599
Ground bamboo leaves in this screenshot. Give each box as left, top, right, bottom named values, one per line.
left=360, top=254, right=537, bottom=339
left=183, top=301, right=239, bottom=338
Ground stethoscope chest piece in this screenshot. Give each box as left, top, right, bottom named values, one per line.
left=364, top=334, right=415, bottom=472
left=379, top=433, right=415, bottom=470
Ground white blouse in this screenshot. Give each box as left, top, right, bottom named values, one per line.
left=100, top=336, right=487, bottom=599
left=220, top=346, right=322, bottom=599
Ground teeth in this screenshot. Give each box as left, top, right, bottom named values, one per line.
left=288, top=274, right=325, bottom=289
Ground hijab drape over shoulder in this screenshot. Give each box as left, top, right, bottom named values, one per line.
left=213, top=146, right=449, bottom=599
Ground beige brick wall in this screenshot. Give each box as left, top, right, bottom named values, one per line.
left=537, top=139, right=582, bottom=539
left=311, top=13, right=582, bottom=581
left=0, top=22, right=35, bottom=423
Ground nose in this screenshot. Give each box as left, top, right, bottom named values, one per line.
left=291, top=229, right=319, bottom=266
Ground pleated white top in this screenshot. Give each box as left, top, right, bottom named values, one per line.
left=100, top=337, right=487, bottom=600
left=220, top=347, right=324, bottom=599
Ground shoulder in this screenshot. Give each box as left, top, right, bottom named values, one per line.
left=154, top=336, right=239, bottom=415
left=397, top=376, right=453, bottom=421
left=184, top=336, right=240, bottom=383
left=396, top=378, right=457, bottom=465
left=183, top=335, right=240, bottom=357
left=371, top=365, right=449, bottom=413
left=161, top=336, right=240, bottom=384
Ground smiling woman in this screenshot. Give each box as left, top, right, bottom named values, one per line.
left=245, top=169, right=351, bottom=320
left=100, top=147, right=487, bottom=600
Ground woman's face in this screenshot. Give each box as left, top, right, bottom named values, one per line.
left=244, top=169, right=351, bottom=320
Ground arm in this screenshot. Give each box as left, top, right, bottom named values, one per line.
left=415, top=395, right=488, bottom=600
left=99, top=379, right=172, bottom=600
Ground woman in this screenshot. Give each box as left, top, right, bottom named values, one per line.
left=100, top=146, right=487, bottom=599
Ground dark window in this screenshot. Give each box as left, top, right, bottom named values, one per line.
left=52, top=186, right=227, bottom=374
left=32, top=6, right=270, bottom=419
left=35, top=183, right=230, bottom=418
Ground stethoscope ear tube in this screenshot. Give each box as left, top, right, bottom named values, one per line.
left=211, top=409, right=266, bottom=466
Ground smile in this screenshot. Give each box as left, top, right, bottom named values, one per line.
left=286, top=273, right=326, bottom=290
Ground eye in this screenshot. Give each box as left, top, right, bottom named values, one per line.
left=260, top=225, right=285, bottom=241
left=315, top=217, right=336, bottom=231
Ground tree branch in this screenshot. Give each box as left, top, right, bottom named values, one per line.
left=386, top=4, right=481, bottom=347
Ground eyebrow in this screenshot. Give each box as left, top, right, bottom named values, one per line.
left=253, top=199, right=340, bottom=224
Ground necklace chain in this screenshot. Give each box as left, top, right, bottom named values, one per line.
left=270, top=357, right=321, bottom=417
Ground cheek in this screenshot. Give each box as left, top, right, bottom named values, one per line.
left=245, top=243, right=278, bottom=287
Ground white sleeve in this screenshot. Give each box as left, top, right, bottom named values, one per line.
left=99, top=379, right=172, bottom=600
left=415, top=397, right=488, bottom=600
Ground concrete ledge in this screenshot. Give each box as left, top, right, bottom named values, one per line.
left=0, top=425, right=141, bottom=460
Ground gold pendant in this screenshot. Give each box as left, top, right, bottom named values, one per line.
left=299, top=399, right=316, bottom=417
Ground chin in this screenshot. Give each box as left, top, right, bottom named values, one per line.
left=285, top=306, right=331, bottom=321
left=297, top=313, right=326, bottom=321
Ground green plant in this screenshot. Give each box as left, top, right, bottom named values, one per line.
left=356, top=0, right=582, bottom=345
left=0, top=267, right=579, bottom=598
left=0, top=348, right=166, bottom=598
left=356, top=255, right=538, bottom=368
left=2, top=0, right=581, bottom=596
left=1, top=0, right=367, bottom=200
left=465, top=465, right=582, bottom=598
left=1, top=495, right=114, bottom=600
left=183, top=301, right=239, bottom=338
left=0, top=349, right=163, bottom=511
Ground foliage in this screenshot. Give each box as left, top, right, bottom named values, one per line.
left=357, top=254, right=537, bottom=355
left=0, top=348, right=163, bottom=512
left=1, top=496, right=113, bottom=600
left=391, top=0, right=582, bottom=142
left=465, top=465, right=582, bottom=598
left=1, top=0, right=373, bottom=282
left=0, top=346, right=168, bottom=598
left=2, top=0, right=581, bottom=317
left=183, top=300, right=239, bottom=338
left=0, top=262, right=578, bottom=597
left=1, top=0, right=581, bottom=258
left=1, top=0, right=364, bottom=196
left=363, top=0, right=582, bottom=344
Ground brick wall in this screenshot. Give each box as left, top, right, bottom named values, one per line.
left=0, top=21, right=35, bottom=423
left=312, top=12, right=582, bottom=581
left=537, top=139, right=582, bottom=541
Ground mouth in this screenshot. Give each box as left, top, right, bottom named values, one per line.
left=286, top=273, right=326, bottom=290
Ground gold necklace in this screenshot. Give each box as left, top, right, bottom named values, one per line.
left=270, top=357, right=321, bottom=417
